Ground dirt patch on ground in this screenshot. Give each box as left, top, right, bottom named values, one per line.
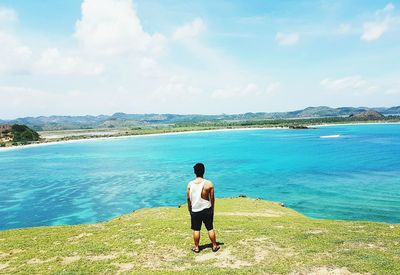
left=345, top=242, right=386, bottom=252
left=61, top=256, right=81, bottom=264
left=139, top=246, right=187, bottom=269
left=195, top=249, right=252, bottom=269
left=113, top=263, right=135, bottom=273
left=291, top=266, right=367, bottom=275
left=216, top=211, right=284, bottom=217
left=223, top=229, right=245, bottom=233
left=253, top=246, right=270, bottom=263
left=61, top=251, right=136, bottom=265
left=273, top=225, right=285, bottom=229
left=149, top=240, right=157, bottom=246
left=132, top=209, right=170, bottom=220
left=349, top=225, right=366, bottom=232
left=27, top=257, right=57, bottom=265
left=87, top=254, right=118, bottom=261
left=10, top=249, right=24, bottom=254
left=312, top=252, right=335, bottom=261
left=239, top=236, right=296, bottom=263
left=68, top=232, right=93, bottom=241
left=133, top=238, right=142, bottom=245
left=0, top=263, right=9, bottom=270
left=89, top=224, right=106, bottom=230
left=306, top=229, right=327, bottom=235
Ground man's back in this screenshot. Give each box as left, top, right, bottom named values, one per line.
left=189, top=179, right=213, bottom=199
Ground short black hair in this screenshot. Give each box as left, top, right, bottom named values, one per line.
left=193, top=163, right=205, bottom=177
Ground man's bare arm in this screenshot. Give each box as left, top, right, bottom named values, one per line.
left=209, top=182, right=215, bottom=209
left=187, top=185, right=192, bottom=213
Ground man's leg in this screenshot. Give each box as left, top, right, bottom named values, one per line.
left=193, top=230, right=200, bottom=251
left=207, top=229, right=218, bottom=249
left=204, top=208, right=219, bottom=251
left=191, top=211, right=202, bottom=252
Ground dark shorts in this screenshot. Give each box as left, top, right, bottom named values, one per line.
left=190, top=207, right=214, bottom=231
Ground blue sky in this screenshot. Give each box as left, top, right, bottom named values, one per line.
left=0, top=0, right=399, bottom=119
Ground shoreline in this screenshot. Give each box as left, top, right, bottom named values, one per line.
left=0, top=126, right=286, bottom=152
left=1, top=121, right=400, bottom=152
left=312, top=121, right=400, bottom=127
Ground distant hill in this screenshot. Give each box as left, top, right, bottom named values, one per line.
left=0, top=124, right=40, bottom=145
left=349, top=110, right=385, bottom=119
left=0, top=106, right=398, bottom=131
left=384, top=106, right=400, bottom=114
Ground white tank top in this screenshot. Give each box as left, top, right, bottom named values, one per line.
left=189, top=179, right=212, bottom=212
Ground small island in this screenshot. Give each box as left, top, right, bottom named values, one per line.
left=0, top=124, right=40, bottom=147
left=288, top=125, right=310, bottom=129
left=349, top=110, right=385, bottom=119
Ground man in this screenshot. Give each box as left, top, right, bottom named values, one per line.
left=187, top=163, right=220, bottom=253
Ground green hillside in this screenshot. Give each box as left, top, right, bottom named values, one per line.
left=0, top=124, right=40, bottom=147
left=0, top=198, right=399, bottom=274
left=11, top=124, right=40, bottom=144
left=1, top=106, right=399, bottom=131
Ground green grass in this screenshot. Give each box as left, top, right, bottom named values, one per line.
left=1, top=198, right=399, bottom=274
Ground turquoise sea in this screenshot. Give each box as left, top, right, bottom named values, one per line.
left=1, top=124, right=400, bottom=230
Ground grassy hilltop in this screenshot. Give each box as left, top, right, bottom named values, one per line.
left=0, top=198, right=399, bottom=274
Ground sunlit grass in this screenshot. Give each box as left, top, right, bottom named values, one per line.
left=0, top=198, right=399, bottom=274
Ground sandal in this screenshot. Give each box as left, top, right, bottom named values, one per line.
left=212, top=245, right=220, bottom=252
left=191, top=247, right=200, bottom=253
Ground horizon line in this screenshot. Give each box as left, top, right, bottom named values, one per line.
left=1, top=105, right=399, bottom=121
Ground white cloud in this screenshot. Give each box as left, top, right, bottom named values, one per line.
left=320, top=76, right=366, bottom=90
left=320, top=76, right=379, bottom=95
left=0, top=86, right=59, bottom=117
left=361, top=18, right=391, bottom=42
left=275, top=32, right=299, bottom=46
left=0, top=7, right=17, bottom=26
left=361, top=3, right=396, bottom=42
left=173, top=18, right=206, bottom=41
left=382, top=3, right=395, bottom=14
left=0, top=7, right=32, bottom=74
left=34, top=48, right=104, bottom=75
left=75, top=0, right=166, bottom=57
left=0, top=86, right=118, bottom=118
left=212, top=82, right=280, bottom=99
left=384, top=81, right=400, bottom=95
left=337, top=23, right=351, bottom=35
left=152, top=76, right=202, bottom=101
left=0, top=31, right=32, bottom=74
left=0, top=7, right=105, bottom=77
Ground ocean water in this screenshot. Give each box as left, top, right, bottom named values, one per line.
left=1, top=124, right=400, bottom=230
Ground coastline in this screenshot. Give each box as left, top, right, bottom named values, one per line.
left=312, top=121, right=400, bottom=127
left=0, top=126, right=287, bottom=152
left=1, top=121, right=400, bottom=152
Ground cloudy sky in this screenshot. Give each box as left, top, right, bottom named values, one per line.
left=0, top=0, right=399, bottom=119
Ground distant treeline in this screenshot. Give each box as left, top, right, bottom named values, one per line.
left=1, top=106, right=399, bottom=131
left=174, top=116, right=400, bottom=128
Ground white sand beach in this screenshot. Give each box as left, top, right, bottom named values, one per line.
left=0, top=126, right=288, bottom=152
